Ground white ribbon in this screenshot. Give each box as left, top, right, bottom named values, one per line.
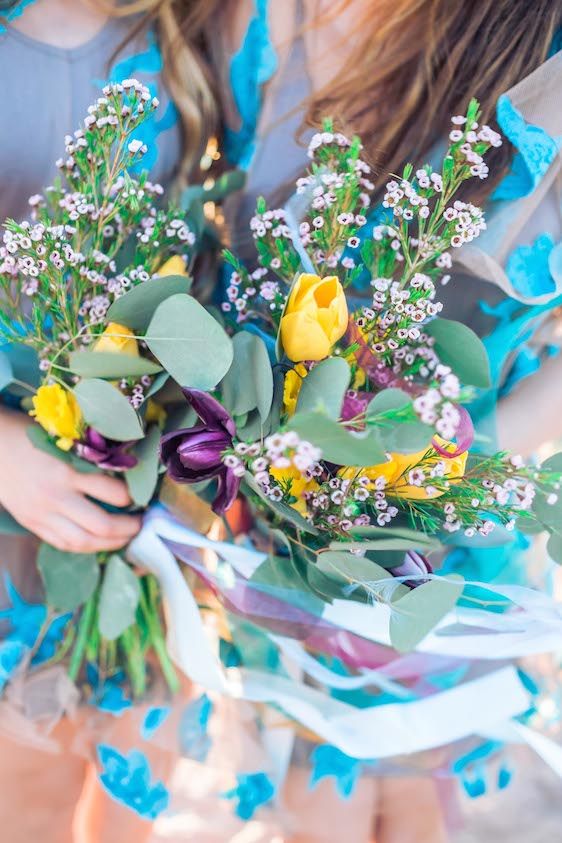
left=126, top=509, right=554, bottom=760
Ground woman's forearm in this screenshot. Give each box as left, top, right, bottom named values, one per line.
left=496, top=351, right=562, bottom=457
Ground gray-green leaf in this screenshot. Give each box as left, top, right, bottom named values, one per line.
left=126, top=425, right=161, bottom=507
left=425, top=318, right=491, bottom=388
left=74, top=379, right=144, bottom=441
left=296, top=357, right=351, bottom=419
left=68, top=351, right=162, bottom=379
left=37, top=543, right=99, bottom=612
left=221, top=331, right=273, bottom=421
left=107, top=274, right=192, bottom=331
left=145, top=294, right=233, bottom=389
left=97, top=554, right=141, bottom=640
left=389, top=576, right=464, bottom=652
left=290, top=410, right=386, bottom=466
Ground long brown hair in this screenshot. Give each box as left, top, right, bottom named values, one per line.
left=99, top=0, right=221, bottom=183
left=304, top=0, right=562, bottom=196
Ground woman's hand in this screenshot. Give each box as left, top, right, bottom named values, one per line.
left=0, top=408, right=141, bottom=553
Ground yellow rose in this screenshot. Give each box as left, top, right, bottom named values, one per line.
left=269, top=464, right=319, bottom=515
left=283, top=363, right=307, bottom=417
left=93, top=322, right=139, bottom=356
left=30, top=384, right=82, bottom=451
left=280, top=273, right=348, bottom=362
left=155, top=255, right=188, bottom=277
left=342, top=436, right=467, bottom=501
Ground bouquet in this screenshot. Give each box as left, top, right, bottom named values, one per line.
left=0, top=80, right=234, bottom=700
left=159, top=100, right=562, bottom=652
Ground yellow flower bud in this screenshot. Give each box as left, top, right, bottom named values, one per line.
left=283, top=363, right=307, bottom=417
left=341, top=436, right=467, bottom=501
left=269, top=464, right=319, bottom=515
left=155, top=255, right=188, bottom=277
left=280, top=273, right=348, bottom=362
left=93, top=322, right=139, bottom=356
left=30, top=384, right=82, bottom=451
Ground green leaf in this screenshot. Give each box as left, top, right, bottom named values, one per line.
left=221, top=331, right=273, bottom=421
left=349, top=524, right=442, bottom=551
left=389, top=576, right=464, bottom=652
left=0, top=509, right=29, bottom=535
left=74, top=379, right=144, bottom=442
left=366, top=388, right=411, bottom=417
left=0, top=344, right=40, bottom=394
left=290, top=410, right=386, bottom=466
left=0, top=350, right=13, bottom=391
left=316, top=551, right=389, bottom=587
left=145, top=294, right=233, bottom=389
left=425, top=319, right=491, bottom=388
left=126, top=425, right=161, bottom=507
left=547, top=532, right=562, bottom=565
left=540, top=453, right=562, bottom=473
left=97, top=554, right=141, bottom=640
left=107, top=275, right=192, bottom=332
left=532, top=492, right=562, bottom=533
left=296, top=357, right=351, bottom=419
left=37, top=543, right=99, bottom=612
left=68, top=351, right=162, bottom=379
left=329, top=535, right=441, bottom=553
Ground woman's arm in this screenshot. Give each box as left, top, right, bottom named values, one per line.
left=496, top=351, right=562, bottom=457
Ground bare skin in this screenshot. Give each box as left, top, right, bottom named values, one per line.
left=0, top=409, right=141, bottom=552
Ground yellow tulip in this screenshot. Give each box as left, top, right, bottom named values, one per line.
left=93, top=322, right=139, bottom=356
left=269, top=464, right=319, bottom=515
left=341, top=436, right=467, bottom=501
left=283, top=363, right=307, bottom=417
left=280, top=273, right=348, bottom=362
left=30, top=384, right=82, bottom=451
left=155, top=255, right=188, bottom=277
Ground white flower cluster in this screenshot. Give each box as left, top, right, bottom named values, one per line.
left=449, top=115, right=502, bottom=179
left=443, top=200, right=486, bottom=247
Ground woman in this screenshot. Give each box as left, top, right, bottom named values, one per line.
left=207, top=1, right=562, bottom=841
left=0, top=1, right=219, bottom=840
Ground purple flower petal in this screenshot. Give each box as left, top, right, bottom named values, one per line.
left=213, top=468, right=241, bottom=515
left=183, top=389, right=237, bottom=437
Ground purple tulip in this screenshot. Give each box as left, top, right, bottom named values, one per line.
left=389, top=551, right=433, bottom=587
left=160, top=389, right=240, bottom=515
left=76, top=428, right=138, bottom=471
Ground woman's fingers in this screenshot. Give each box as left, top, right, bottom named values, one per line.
left=61, top=495, right=141, bottom=541
left=40, top=514, right=139, bottom=554
left=72, top=471, right=133, bottom=508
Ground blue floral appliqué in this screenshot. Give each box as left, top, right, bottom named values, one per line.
left=141, top=705, right=170, bottom=740
left=97, top=744, right=170, bottom=819
left=0, top=574, right=69, bottom=667
left=222, top=772, right=275, bottom=820
left=0, top=640, right=25, bottom=693
left=506, top=233, right=556, bottom=299
left=87, top=664, right=132, bottom=716
left=309, top=745, right=362, bottom=799
left=492, top=96, right=558, bottom=201
left=178, top=692, right=213, bottom=762
left=225, top=0, right=278, bottom=169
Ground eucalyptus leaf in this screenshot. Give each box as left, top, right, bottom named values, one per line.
left=0, top=344, right=40, bottom=393
left=547, top=532, right=562, bottom=565
left=145, top=294, right=233, bottom=389
left=107, top=275, right=192, bottom=331
left=540, top=452, right=562, bottom=473
left=221, top=331, right=273, bottom=421
left=366, top=388, right=411, bottom=417
left=316, top=551, right=389, bottom=588
left=290, top=410, right=386, bottom=466
left=532, top=492, right=562, bottom=533
left=74, top=379, right=144, bottom=441
left=68, top=350, right=162, bottom=379
left=97, top=554, right=141, bottom=640
left=296, top=357, right=351, bottom=419
left=37, top=543, right=99, bottom=612
left=27, top=424, right=72, bottom=463
left=366, top=389, right=433, bottom=452
left=425, top=318, right=491, bottom=388
left=0, top=350, right=13, bottom=391
left=238, top=408, right=266, bottom=441
left=329, top=535, right=441, bottom=553
left=389, top=575, right=464, bottom=652
left=126, top=425, right=162, bottom=506
left=0, top=509, right=29, bottom=536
